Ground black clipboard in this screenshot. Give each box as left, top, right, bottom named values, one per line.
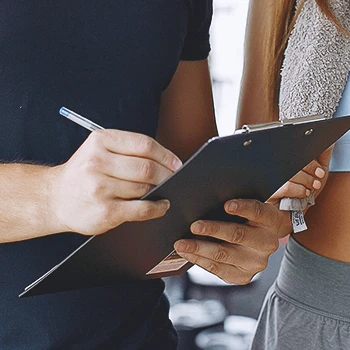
left=19, top=115, right=350, bottom=297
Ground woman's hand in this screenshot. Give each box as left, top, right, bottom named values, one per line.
left=268, top=146, right=333, bottom=207
left=49, top=129, right=182, bottom=236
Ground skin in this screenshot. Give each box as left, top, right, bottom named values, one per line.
left=0, top=58, right=323, bottom=286
left=0, top=60, right=216, bottom=242
left=238, top=0, right=349, bottom=264
left=0, top=59, right=276, bottom=286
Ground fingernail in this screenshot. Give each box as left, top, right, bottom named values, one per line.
left=306, top=189, right=311, bottom=196
left=227, top=201, right=238, bottom=213
left=174, top=241, right=187, bottom=253
left=313, top=180, right=322, bottom=190
left=315, top=167, right=325, bottom=179
left=172, top=158, right=183, bottom=171
left=192, top=222, right=205, bottom=234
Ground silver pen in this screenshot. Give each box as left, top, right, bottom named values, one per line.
left=59, top=107, right=104, bottom=131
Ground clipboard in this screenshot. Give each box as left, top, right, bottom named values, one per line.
left=19, top=115, right=350, bottom=297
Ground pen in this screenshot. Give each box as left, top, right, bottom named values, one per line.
left=59, top=107, right=104, bottom=131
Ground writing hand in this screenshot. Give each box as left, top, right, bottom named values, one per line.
left=49, top=129, right=182, bottom=235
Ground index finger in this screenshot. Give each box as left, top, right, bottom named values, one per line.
left=95, top=129, right=183, bottom=172
left=190, top=220, right=277, bottom=252
left=224, top=199, right=290, bottom=228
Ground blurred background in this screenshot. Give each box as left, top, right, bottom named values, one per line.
left=210, top=0, right=248, bottom=136
left=164, top=2, right=287, bottom=349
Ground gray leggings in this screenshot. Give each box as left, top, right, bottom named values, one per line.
left=251, top=236, right=350, bottom=350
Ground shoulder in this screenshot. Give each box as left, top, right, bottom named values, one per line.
left=180, top=0, right=213, bottom=61
left=186, top=0, right=213, bottom=26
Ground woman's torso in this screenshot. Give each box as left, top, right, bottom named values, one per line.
left=295, top=172, right=350, bottom=262
left=294, top=75, right=350, bottom=262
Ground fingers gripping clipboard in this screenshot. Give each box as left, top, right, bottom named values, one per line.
left=20, top=115, right=350, bottom=297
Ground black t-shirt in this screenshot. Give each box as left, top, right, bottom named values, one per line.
left=0, top=1, right=212, bottom=349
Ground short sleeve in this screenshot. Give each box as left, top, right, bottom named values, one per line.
left=180, top=0, right=213, bottom=61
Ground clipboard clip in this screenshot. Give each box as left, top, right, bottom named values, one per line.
left=235, top=115, right=326, bottom=134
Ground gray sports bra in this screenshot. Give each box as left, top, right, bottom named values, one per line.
left=329, top=74, right=350, bottom=172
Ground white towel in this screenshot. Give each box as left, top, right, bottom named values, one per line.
left=278, top=0, right=350, bottom=232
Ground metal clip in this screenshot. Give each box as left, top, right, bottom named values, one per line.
left=282, top=114, right=326, bottom=125
left=235, top=115, right=326, bottom=134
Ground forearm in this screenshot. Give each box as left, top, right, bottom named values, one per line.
left=157, top=60, right=217, bottom=161
left=0, top=163, right=59, bottom=243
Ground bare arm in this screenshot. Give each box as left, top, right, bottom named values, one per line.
left=0, top=130, right=183, bottom=243
left=0, top=60, right=216, bottom=244
left=237, top=0, right=273, bottom=128
left=157, top=60, right=217, bottom=160
left=0, top=164, right=58, bottom=242
left=1, top=128, right=190, bottom=245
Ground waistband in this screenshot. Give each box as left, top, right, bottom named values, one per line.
left=276, top=236, right=350, bottom=319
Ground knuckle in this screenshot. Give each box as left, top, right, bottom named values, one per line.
left=88, top=130, right=104, bottom=147
left=236, top=275, right=253, bottom=286
left=105, top=206, right=124, bottom=229
left=218, top=271, right=234, bottom=284
left=286, top=181, right=293, bottom=191
left=140, top=160, right=155, bottom=181
left=252, top=200, right=264, bottom=221
left=134, top=183, right=152, bottom=197
left=206, top=261, right=220, bottom=277
left=96, top=202, right=113, bottom=224
left=214, top=246, right=229, bottom=263
left=223, top=274, right=240, bottom=285
left=84, top=155, right=103, bottom=173
left=87, top=180, right=106, bottom=199
left=139, top=203, right=156, bottom=220
left=191, top=242, right=200, bottom=255
left=253, top=258, right=268, bottom=272
left=93, top=200, right=125, bottom=230
left=269, top=239, right=279, bottom=253
left=260, top=260, right=268, bottom=271
left=229, top=226, right=246, bottom=244
left=208, top=221, right=220, bottom=235
left=189, top=254, right=199, bottom=265
left=137, top=135, right=154, bottom=155
left=241, top=276, right=253, bottom=285
left=283, top=182, right=292, bottom=193
left=220, top=274, right=231, bottom=284
left=161, top=152, right=172, bottom=168
left=293, top=185, right=305, bottom=198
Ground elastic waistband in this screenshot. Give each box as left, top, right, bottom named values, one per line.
left=276, top=236, right=350, bottom=319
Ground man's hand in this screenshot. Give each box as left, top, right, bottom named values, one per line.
left=174, top=199, right=287, bottom=285
left=50, top=129, right=182, bottom=236
left=174, top=147, right=333, bottom=285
